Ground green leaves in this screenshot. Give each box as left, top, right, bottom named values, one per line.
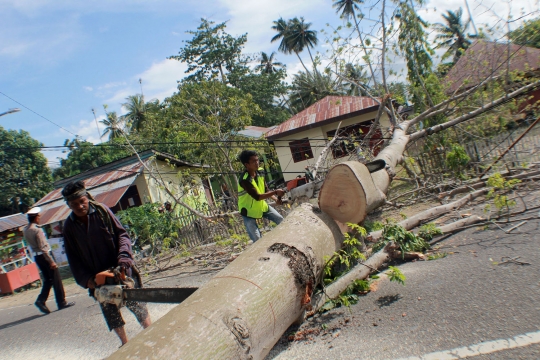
left=508, top=17, right=540, bottom=49
left=0, top=127, right=53, bottom=216
left=388, top=266, right=406, bottom=285
left=446, top=144, right=470, bottom=177
left=117, top=203, right=183, bottom=251
left=418, top=223, right=443, bottom=241
left=373, top=223, right=432, bottom=256
left=52, top=138, right=130, bottom=180
left=486, top=173, right=521, bottom=212
left=169, top=19, right=248, bottom=84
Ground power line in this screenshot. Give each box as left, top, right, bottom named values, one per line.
left=0, top=137, right=394, bottom=151
left=0, top=90, right=79, bottom=137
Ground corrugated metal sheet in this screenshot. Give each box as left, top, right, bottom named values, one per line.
left=37, top=161, right=143, bottom=206
left=38, top=175, right=138, bottom=226
left=266, top=96, right=380, bottom=139
left=238, top=126, right=272, bottom=138
left=0, top=213, right=27, bottom=233
left=446, top=40, right=540, bottom=94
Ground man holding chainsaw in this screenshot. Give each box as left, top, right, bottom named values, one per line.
left=238, top=150, right=285, bottom=242
left=61, top=180, right=151, bottom=345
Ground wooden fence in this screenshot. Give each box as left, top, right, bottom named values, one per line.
left=173, top=206, right=290, bottom=248
left=406, top=124, right=540, bottom=176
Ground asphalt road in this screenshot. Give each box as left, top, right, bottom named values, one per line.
left=0, top=269, right=215, bottom=360
left=268, top=217, right=540, bottom=359
left=1, top=210, right=540, bottom=359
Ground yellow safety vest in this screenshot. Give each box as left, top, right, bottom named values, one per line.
left=238, top=172, right=269, bottom=218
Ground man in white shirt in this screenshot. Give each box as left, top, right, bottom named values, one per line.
left=23, top=207, right=74, bottom=314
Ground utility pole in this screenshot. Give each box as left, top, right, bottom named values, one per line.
left=139, top=78, right=144, bottom=98
left=464, top=0, right=478, bottom=36
left=91, top=108, right=103, bottom=142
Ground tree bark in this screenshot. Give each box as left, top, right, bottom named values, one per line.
left=109, top=203, right=343, bottom=360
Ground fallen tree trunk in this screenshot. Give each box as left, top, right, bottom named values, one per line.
left=110, top=203, right=343, bottom=360
left=113, top=76, right=540, bottom=360
left=367, top=188, right=488, bottom=242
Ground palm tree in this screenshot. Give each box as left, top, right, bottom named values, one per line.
left=257, top=51, right=284, bottom=74
left=434, top=8, right=474, bottom=64
left=287, top=17, right=319, bottom=73
left=343, top=63, right=370, bottom=96
left=333, top=0, right=378, bottom=85
left=122, top=94, right=146, bottom=132
left=289, top=71, right=345, bottom=112
left=271, top=17, right=311, bottom=74
left=100, top=111, right=124, bottom=140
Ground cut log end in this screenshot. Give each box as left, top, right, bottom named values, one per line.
left=319, top=162, right=385, bottom=224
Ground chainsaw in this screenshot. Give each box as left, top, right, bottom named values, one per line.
left=281, top=159, right=387, bottom=202
left=94, top=268, right=198, bottom=308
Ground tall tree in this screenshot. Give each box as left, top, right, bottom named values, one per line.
left=333, top=0, right=378, bottom=84
left=434, top=8, right=474, bottom=64
left=342, top=63, right=370, bottom=96
left=289, top=71, right=345, bottom=111
left=395, top=1, right=436, bottom=109
left=164, top=80, right=262, bottom=189
left=257, top=51, right=284, bottom=74
left=271, top=17, right=311, bottom=74
left=287, top=17, right=319, bottom=73
left=169, top=19, right=248, bottom=84
left=171, top=19, right=287, bottom=127
left=0, top=127, right=52, bottom=215
left=122, top=94, right=147, bottom=132
left=52, top=138, right=130, bottom=180
left=100, top=111, right=124, bottom=140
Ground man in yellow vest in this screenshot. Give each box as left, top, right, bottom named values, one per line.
left=238, top=150, right=285, bottom=242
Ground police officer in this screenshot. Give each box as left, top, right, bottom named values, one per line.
left=23, top=207, right=75, bottom=314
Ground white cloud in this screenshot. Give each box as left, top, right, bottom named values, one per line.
left=217, top=0, right=328, bottom=72
left=104, top=59, right=188, bottom=111
left=71, top=115, right=107, bottom=144
left=419, top=0, right=539, bottom=37
left=219, top=0, right=326, bottom=50
left=83, top=86, right=93, bottom=92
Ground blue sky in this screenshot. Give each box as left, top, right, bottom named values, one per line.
left=0, top=0, right=536, bottom=167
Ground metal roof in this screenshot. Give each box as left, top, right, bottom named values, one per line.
left=38, top=162, right=143, bottom=206
left=38, top=175, right=138, bottom=226
left=266, top=96, right=380, bottom=140
left=34, top=149, right=204, bottom=226
left=0, top=213, right=28, bottom=233
left=445, top=40, right=540, bottom=94
left=238, top=126, right=273, bottom=138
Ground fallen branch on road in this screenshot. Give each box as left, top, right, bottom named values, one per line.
left=368, top=189, right=488, bottom=242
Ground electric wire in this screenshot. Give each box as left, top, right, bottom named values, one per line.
left=0, top=90, right=79, bottom=138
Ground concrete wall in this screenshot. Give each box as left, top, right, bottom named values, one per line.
left=136, top=159, right=210, bottom=212
left=274, top=110, right=389, bottom=182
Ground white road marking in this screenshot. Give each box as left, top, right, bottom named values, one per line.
left=397, top=330, right=540, bottom=359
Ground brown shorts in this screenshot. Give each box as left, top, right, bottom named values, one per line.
left=99, top=275, right=149, bottom=331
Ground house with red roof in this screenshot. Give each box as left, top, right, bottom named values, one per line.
left=445, top=40, right=540, bottom=116
left=266, top=96, right=387, bottom=182
left=34, top=150, right=213, bottom=237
